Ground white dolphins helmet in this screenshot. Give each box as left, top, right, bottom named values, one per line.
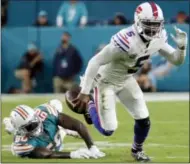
left=134, top=2, right=164, bottom=40
left=10, top=105, right=42, bottom=137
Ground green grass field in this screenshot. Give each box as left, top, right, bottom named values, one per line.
left=1, top=97, right=189, bottom=163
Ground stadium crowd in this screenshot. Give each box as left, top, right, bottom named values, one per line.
left=2, top=0, right=189, bottom=93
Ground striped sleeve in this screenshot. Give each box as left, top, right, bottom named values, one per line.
left=44, top=104, right=58, bottom=117
left=111, top=30, right=130, bottom=52
left=12, top=143, right=34, bottom=157
left=35, top=104, right=59, bottom=117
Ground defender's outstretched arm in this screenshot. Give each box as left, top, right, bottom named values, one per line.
left=159, top=26, right=187, bottom=66
left=81, top=43, right=121, bottom=94
left=28, top=147, right=89, bottom=159
left=57, top=113, right=105, bottom=158
left=58, top=113, right=94, bottom=149
left=28, top=147, right=71, bottom=158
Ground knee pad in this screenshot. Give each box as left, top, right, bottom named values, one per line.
left=135, top=117, right=151, bottom=128
left=99, top=121, right=117, bottom=136
left=103, top=121, right=118, bottom=132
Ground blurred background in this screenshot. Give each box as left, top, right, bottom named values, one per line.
left=1, top=0, right=189, bottom=94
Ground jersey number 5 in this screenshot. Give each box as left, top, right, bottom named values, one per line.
left=128, top=55, right=150, bottom=74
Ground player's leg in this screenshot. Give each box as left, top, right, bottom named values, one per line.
left=87, top=84, right=118, bottom=136
left=116, top=76, right=150, bottom=161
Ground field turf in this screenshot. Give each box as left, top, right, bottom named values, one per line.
left=1, top=97, right=189, bottom=163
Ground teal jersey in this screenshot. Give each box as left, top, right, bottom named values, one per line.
left=12, top=103, right=62, bottom=157
left=57, top=2, right=87, bottom=27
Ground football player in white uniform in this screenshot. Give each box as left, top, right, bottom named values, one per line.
left=68, top=2, right=188, bottom=162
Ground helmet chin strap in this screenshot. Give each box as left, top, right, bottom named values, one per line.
left=139, top=32, right=150, bottom=43
left=135, top=23, right=151, bottom=43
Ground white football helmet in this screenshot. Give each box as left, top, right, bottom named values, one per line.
left=10, top=105, right=42, bottom=137
left=134, top=2, right=164, bottom=40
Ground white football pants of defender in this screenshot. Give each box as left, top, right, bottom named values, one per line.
left=93, top=76, right=149, bottom=132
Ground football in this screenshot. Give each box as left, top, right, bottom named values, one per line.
left=65, top=85, right=85, bottom=114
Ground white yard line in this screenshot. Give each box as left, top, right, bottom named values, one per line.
left=166, top=156, right=189, bottom=159
left=2, top=141, right=188, bottom=151
left=2, top=92, right=189, bottom=102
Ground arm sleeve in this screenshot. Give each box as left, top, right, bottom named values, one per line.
left=159, top=43, right=186, bottom=66
left=81, top=43, right=122, bottom=94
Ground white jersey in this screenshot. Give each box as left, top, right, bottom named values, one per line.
left=81, top=24, right=185, bottom=94
left=97, top=25, right=167, bottom=86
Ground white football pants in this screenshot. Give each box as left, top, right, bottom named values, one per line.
left=93, top=76, right=149, bottom=131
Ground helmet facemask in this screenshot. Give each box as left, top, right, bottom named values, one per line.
left=138, top=19, right=164, bottom=40
left=18, top=116, right=43, bottom=137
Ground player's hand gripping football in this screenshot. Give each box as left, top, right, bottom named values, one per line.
left=170, top=26, right=188, bottom=50
left=72, top=93, right=90, bottom=113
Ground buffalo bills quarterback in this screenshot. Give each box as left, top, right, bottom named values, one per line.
left=3, top=99, right=105, bottom=159
left=66, top=2, right=188, bottom=162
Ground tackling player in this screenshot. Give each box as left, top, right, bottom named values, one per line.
left=66, top=2, right=188, bottom=162
left=3, top=99, right=105, bottom=159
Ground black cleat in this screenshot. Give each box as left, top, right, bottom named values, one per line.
left=131, top=149, right=151, bottom=162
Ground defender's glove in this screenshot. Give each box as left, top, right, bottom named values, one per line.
left=70, top=148, right=91, bottom=159
left=89, top=145, right=105, bottom=159
left=170, top=26, right=188, bottom=50
left=3, top=117, right=15, bottom=134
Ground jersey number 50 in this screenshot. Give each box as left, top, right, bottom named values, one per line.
left=128, top=55, right=150, bottom=74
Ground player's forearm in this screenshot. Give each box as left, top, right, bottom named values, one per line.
left=81, top=43, right=120, bottom=94
left=160, top=48, right=186, bottom=66
left=172, top=48, right=186, bottom=65
left=74, top=121, right=94, bottom=149
left=159, top=42, right=187, bottom=66
left=49, top=151, right=72, bottom=159
left=28, top=147, right=71, bottom=159
left=42, top=151, right=72, bottom=159
left=58, top=113, right=94, bottom=149
left=81, top=57, right=100, bottom=94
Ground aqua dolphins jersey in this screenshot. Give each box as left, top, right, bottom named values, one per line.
left=12, top=103, right=62, bottom=157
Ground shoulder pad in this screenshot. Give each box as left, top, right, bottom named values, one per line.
left=111, top=28, right=130, bottom=52
left=111, top=27, right=136, bottom=53
left=35, top=104, right=58, bottom=117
